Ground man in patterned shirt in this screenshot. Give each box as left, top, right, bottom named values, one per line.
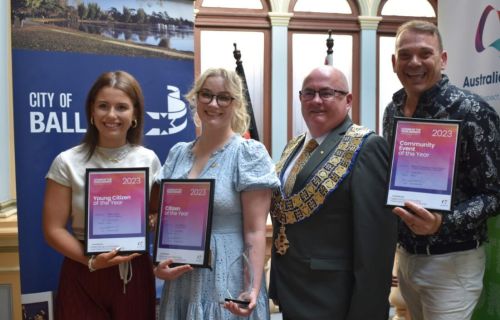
left=383, top=20, right=500, bottom=320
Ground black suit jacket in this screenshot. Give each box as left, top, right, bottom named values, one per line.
left=269, top=118, right=397, bottom=320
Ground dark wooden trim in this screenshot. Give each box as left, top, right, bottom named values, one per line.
left=262, top=29, right=272, bottom=153
left=195, top=12, right=270, bottom=29
left=288, top=13, right=360, bottom=32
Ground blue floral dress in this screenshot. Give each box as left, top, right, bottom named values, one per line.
left=156, top=134, right=280, bottom=320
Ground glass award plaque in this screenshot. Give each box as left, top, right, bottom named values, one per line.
left=224, top=248, right=253, bottom=308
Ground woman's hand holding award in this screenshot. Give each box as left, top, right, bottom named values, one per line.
left=224, top=248, right=253, bottom=308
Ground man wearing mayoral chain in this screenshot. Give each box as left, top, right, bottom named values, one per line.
left=269, top=65, right=397, bottom=320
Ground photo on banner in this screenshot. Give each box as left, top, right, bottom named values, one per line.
left=11, top=0, right=195, bottom=314
left=21, top=291, right=54, bottom=320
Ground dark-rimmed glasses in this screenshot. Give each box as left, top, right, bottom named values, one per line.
left=197, top=90, right=234, bottom=107
left=299, top=88, right=349, bottom=101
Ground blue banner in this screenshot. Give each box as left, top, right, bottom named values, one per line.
left=12, top=1, right=195, bottom=294
left=13, top=49, right=195, bottom=294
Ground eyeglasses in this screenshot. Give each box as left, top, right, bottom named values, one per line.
left=299, top=88, right=349, bottom=101
left=197, top=90, right=234, bottom=107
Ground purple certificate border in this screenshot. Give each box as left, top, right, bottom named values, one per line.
left=386, top=117, right=461, bottom=212
left=84, top=167, right=149, bottom=255
left=154, top=179, right=214, bottom=267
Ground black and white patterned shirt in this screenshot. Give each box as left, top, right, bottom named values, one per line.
left=383, top=74, right=500, bottom=249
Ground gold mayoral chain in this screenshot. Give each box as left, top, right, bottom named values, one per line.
left=271, top=125, right=372, bottom=255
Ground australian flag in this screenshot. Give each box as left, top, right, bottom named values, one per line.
left=233, top=43, right=260, bottom=141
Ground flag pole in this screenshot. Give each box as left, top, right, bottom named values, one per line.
left=233, top=43, right=260, bottom=141
left=325, top=30, right=334, bottom=66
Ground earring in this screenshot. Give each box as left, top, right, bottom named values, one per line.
left=131, top=119, right=138, bottom=128
left=90, top=117, right=94, bottom=126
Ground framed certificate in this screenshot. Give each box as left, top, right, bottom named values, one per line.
left=85, top=167, right=149, bottom=255
left=154, top=179, right=215, bottom=268
left=386, top=117, right=461, bottom=212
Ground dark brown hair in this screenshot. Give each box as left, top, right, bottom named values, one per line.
left=82, top=70, right=144, bottom=159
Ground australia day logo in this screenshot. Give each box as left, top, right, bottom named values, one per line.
left=146, top=85, right=188, bottom=136
left=475, top=5, right=500, bottom=54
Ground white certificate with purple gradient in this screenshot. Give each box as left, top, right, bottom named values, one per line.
left=85, top=168, right=149, bottom=255
left=386, top=118, right=461, bottom=211
left=154, top=179, right=214, bottom=268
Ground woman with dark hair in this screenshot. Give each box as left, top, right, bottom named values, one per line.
left=43, top=70, right=160, bottom=320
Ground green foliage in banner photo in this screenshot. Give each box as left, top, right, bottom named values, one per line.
left=473, top=215, right=500, bottom=319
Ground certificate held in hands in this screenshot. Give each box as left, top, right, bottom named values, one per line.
left=154, top=179, right=214, bottom=268
left=85, top=167, right=149, bottom=255
left=386, top=118, right=461, bottom=212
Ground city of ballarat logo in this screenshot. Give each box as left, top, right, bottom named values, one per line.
left=146, top=85, right=188, bottom=136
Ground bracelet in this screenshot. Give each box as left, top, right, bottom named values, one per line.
left=88, top=255, right=96, bottom=272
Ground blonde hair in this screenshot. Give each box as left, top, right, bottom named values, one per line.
left=185, top=68, right=249, bottom=135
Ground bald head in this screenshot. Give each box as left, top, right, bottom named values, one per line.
left=302, top=66, right=349, bottom=93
